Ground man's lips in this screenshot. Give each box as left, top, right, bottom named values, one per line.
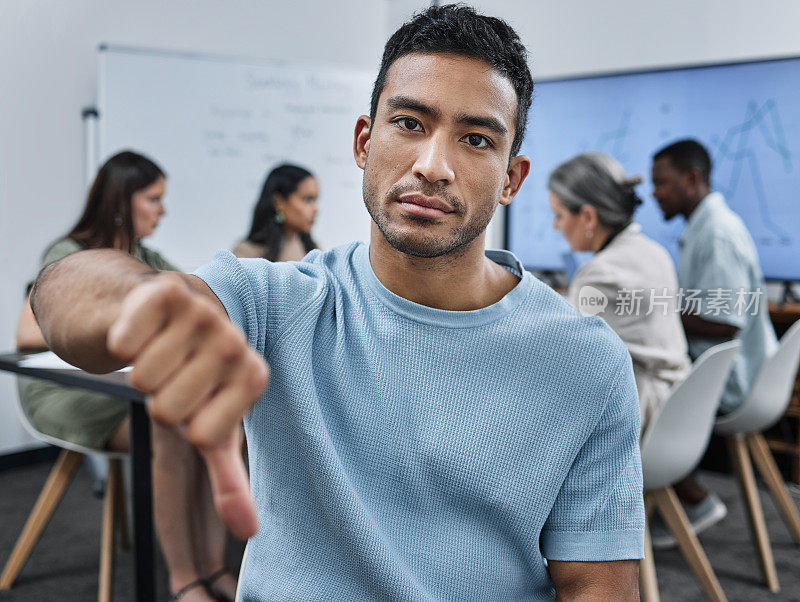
left=396, top=193, right=454, bottom=218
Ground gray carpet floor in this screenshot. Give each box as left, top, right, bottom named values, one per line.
left=1, top=460, right=799, bottom=601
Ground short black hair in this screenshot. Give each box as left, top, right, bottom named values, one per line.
left=370, top=4, right=533, bottom=158
left=653, top=139, right=712, bottom=186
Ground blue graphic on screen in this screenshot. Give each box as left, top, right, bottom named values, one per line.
left=508, top=57, right=800, bottom=280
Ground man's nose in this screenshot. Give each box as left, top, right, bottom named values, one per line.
left=411, top=132, right=455, bottom=186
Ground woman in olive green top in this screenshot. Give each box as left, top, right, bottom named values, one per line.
left=16, top=151, right=236, bottom=601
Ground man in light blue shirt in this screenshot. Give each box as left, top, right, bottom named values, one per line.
left=653, top=139, right=777, bottom=414
left=677, top=191, right=778, bottom=413
left=32, top=6, right=644, bottom=600
left=650, top=138, right=778, bottom=546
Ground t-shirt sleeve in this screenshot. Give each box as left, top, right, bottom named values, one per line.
left=192, top=250, right=328, bottom=356
left=684, top=237, right=750, bottom=329
left=541, top=355, right=645, bottom=561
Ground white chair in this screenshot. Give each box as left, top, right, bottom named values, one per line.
left=0, top=378, right=129, bottom=602
left=640, top=340, right=741, bottom=602
left=714, top=320, right=800, bottom=593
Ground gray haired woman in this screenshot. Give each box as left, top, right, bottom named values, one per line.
left=548, top=152, right=691, bottom=433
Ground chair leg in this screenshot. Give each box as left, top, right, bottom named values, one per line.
left=0, top=449, right=83, bottom=590
left=640, top=495, right=660, bottom=602
left=644, top=494, right=656, bottom=521
left=651, top=487, right=727, bottom=602
left=98, top=459, right=118, bottom=602
left=747, top=432, right=800, bottom=546
left=727, top=435, right=780, bottom=593
left=110, top=460, right=130, bottom=551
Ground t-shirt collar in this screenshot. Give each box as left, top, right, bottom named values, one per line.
left=355, top=244, right=532, bottom=328
left=680, top=192, right=723, bottom=244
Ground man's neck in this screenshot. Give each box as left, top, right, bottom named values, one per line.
left=368, top=228, right=519, bottom=311
left=682, top=188, right=711, bottom=219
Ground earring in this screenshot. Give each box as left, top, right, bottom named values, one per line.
left=274, top=211, right=285, bottom=224
left=114, top=215, right=123, bottom=226
left=586, top=230, right=594, bottom=239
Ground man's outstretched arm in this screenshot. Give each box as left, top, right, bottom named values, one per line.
left=32, top=249, right=160, bottom=372
left=31, top=249, right=269, bottom=539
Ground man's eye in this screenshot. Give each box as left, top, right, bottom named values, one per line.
left=396, top=117, right=422, bottom=131
left=464, top=133, right=490, bottom=148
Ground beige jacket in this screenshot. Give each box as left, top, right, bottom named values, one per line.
left=567, top=223, right=691, bottom=433
left=232, top=234, right=308, bottom=262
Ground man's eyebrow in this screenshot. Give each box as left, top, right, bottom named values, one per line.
left=384, top=95, right=508, bottom=137
left=385, top=95, right=441, bottom=119
left=455, top=113, right=508, bottom=137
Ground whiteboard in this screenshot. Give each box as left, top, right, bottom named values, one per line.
left=98, top=46, right=375, bottom=270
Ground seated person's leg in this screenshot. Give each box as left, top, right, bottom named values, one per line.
left=151, top=422, right=217, bottom=600
left=192, top=429, right=241, bottom=602
left=18, top=378, right=128, bottom=450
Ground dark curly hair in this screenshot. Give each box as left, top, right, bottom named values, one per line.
left=653, top=139, right=712, bottom=186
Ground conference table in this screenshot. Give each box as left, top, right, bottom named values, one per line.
left=0, top=352, right=155, bottom=602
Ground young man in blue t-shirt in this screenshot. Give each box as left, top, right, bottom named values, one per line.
left=32, top=6, right=643, bottom=600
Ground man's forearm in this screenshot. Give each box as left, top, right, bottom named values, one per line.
left=550, top=559, right=639, bottom=601
left=31, top=249, right=159, bottom=373
left=681, top=313, right=739, bottom=338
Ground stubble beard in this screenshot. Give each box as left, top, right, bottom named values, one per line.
left=362, top=167, right=497, bottom=259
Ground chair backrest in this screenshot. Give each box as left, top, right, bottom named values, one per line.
left=641, top=340, right=741, bottom=491
left=14, top=376, right=127, bottom=459
left=715, top=320, right=800, bottom=436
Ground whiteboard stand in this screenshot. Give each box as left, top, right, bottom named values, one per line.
left=81, top=106, right=114, bottom=495
left=82, top=107, right=99, bottom=188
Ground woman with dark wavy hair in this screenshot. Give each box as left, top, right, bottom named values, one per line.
left=233, top=163, right=319, bottom=261
left=16, top=151, right=237, bottom=601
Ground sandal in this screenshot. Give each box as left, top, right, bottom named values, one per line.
left=205, top=567, right=237, bottom=602
left=169, top=578, right=207, bottom=601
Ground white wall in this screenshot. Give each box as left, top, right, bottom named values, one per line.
left=3, top=0, right=800, bottom=453
left=389, top=0, right=800, bottom=248
left=0, top=0, right=387, bottom=454
left=390, top=0, right=800, bottom=76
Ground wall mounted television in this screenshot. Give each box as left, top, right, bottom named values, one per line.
left=507, top=55, right=800, bottom=282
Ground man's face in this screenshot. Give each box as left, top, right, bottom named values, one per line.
left=651, top=157, right=691, bottom=221
left=355, top=53, right=526, bottom=258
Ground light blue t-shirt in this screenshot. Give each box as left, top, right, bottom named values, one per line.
left=195, top=242, right=644, bottom=601
left=678, top=192, right=778, bottom=413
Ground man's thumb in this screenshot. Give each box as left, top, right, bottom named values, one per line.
left=202, top=441, right=258, bottom=540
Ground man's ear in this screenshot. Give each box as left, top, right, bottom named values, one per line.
left=686, top=168, right=702, bottom=191
left=353, top=115, right=371, bottom=170
left=499, top=155, right=531, bottom=206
